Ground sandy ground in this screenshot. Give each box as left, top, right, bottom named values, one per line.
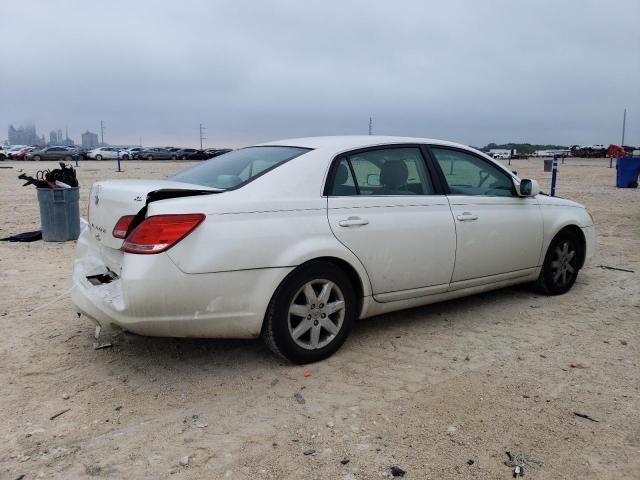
left=0, top=157, right=638, bottom=480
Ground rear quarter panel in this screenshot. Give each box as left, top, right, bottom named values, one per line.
left=156, top=149, right=373, bottom=296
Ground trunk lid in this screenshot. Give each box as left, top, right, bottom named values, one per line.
left=87, top=179, right=219, bottom=253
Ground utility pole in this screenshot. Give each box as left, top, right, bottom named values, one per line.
left=199, top=123, right=206, bottom=150
left=368, top=116, right=372, bottom=136
left=100, top=120, right=105, bottom=146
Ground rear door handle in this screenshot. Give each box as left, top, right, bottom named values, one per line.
left=456, top=212, right=478, bottom=222
left=338, top=216, right=369, bottom=227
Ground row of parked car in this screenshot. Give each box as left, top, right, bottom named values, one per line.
left=0, top=144, right=232, bottom=161
left=87, top=146, right=232, bottom=161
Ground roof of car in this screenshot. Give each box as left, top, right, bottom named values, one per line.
left=259, top=135, right=473, bottom=152
left=258, top=135, right=517, bottom=179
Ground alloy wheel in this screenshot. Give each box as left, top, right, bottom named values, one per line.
left=550, top=240, right=577, bottom=287
left=288, top=279, right=345, bottom=350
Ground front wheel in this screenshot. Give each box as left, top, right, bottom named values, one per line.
left=533, top=229, right=581, bottom=295
left=64, top=155, right=72, bottom=161
left=262, top=262, right=356, bottom=364
left=95, top=154, right=102, bottom=161
left=33, top=155, right=41, bottom=161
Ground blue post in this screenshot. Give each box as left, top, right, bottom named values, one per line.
left=550, top=154, right=559, bottom=196
left=116, top=150, right=122, bottom=172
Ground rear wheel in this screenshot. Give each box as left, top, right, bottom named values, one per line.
left=262, top=262, right=356, bottom=364
left=533, top=229, right=581, bottom=295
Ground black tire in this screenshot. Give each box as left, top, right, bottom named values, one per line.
left=95, top=154, right=102, bottom=161
left=33, top=155, right=41, bottom=162
left=147, top=155, right=152, bottom=161
left=262, top=261, right=356, bottom=364
left=122, top=154, right=129, bottom=160
left=64, top=155, right=72, bottom=162
left=533, top=229, right=582, bottom=295
left=171, top=155, right=177, bottom=160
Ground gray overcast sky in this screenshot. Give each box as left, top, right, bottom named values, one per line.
left=1, top=0, right=639, bottom=148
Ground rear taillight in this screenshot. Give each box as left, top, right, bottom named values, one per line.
left=112, top=215, right=136, bottom=239
left=121, top=214, right=205, bottom=254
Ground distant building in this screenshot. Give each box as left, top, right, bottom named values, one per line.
left=81, top=130, right=99, bottom=149
left=50, top=130, right=59, bottom=144
left=8, top=123, right=45, bottom=145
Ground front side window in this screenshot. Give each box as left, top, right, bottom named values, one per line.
left=329, top=147, right=434, bottom=196
left=170, top=146, right=310, bottom=189
left=431, top=148, right=515, bottom=197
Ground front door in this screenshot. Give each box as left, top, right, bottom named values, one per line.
left=429, top=146, right=543, bottom=284
left=326, top=146, right=456, bottom=301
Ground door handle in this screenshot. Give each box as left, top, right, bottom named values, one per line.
left=456, top=212, right=478, bottom=222
left=338, top=216, right=369, bottom=227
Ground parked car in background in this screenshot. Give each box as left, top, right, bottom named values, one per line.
left=5, top=145, right=27, bottom=158
left=72, top=136, right=595, bottom=364
left=186, top=150, right=216, bottom=160
left=174, top=148, right=199, bottom=159
left=87, top=147, right=123, bottom=161
left=11, top=146, right=35, bottom=160
left=120, top=147, right=143, bottom=160
left=206, top=148, right=233, bottom=158
left=0, top=145, right=10, bottom=160
left=26, top=146, right=75, bottom=161
left=138, top=147, right=178, bottom=160
left=74, top=147, right=90, bottom=159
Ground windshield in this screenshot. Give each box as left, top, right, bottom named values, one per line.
left=169, top=146, right=311, bottom=189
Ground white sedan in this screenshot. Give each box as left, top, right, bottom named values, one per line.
left=72, top=136, right=595, bottom=363
left=87, top=147, right=123, bottom=160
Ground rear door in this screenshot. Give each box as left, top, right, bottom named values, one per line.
left=326, top=145, right=456, bottom=301
left=428, top=146, right=543, bottom=285
left=49, top=147, right=65, bottom=160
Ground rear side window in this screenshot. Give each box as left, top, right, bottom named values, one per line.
left=328, top=147, right=434, bottom=196
left=431, top=148, right=515, bottom=197
left=170, top=146, right=310, bottom=189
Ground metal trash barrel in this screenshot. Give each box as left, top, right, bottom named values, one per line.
left=543, top=159, right=553, bottom=172
left=37, top=187, right=80, bottom=241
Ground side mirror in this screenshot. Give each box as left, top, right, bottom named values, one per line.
left=518, top=178, right=540, bottom=197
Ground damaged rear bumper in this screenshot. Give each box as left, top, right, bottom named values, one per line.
left=71, top=229, right=292, bottom=339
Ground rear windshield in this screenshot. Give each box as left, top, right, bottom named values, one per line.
left=169, top=146, right=310, bottom=189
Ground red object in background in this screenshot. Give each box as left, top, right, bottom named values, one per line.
left=13, top=147, right=34, bottom=160
left=608, top=144, right=630, bottom=158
